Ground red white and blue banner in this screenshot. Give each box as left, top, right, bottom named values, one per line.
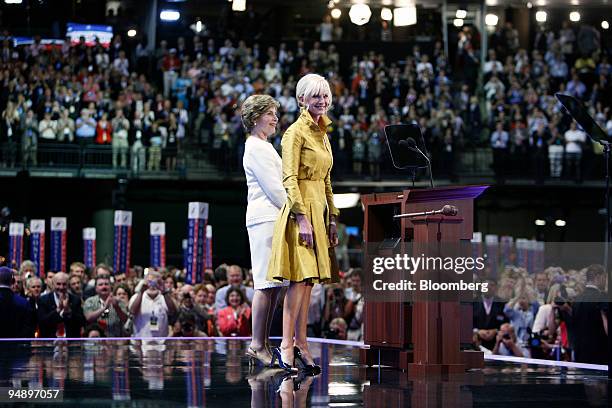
left=150, top=222, right=166, bottom=268
left=205, top=225, right=213, bottom=269
left=186, top=202, right=208, bottom=284
left=485, top=234, right=499, bottom=278
left=113, top=211, right=132, bottom=275
left=182, top=239, right=188, bottom=269
left=9, top=222, right=24, bottom=268
left=50, top=217, right=67, bottom=272
left=83, top=228, right=96, bottom=269
left=30, top=220, right=45, bottom=276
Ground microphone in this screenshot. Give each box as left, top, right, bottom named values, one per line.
left=393, top=205, right=458, bottom=219
left=399, top=137, right=434, bottom=188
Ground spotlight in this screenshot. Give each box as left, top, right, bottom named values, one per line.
left=602, top=20, right=610, bottom=30
left=160, top=10, right=180, bottom=22
left=453, top=19, right=464, bottom=27
left=485, top=13, right=498, bottom=26
left=456, top=9, right=467, bottom=19
left=127, top=29, right=137, bottom=37
left=555, top=219, right=567, bottom=227
left=331, top=8, right=341, bottom=19
left=535, top=10, right=547, bottom=23
left=327, top=0, right=335, bottom=8
left=569, top=11, right=580, bottom=22
left=527, top=2, right=533, bottom=8
left=535, top=219, right=546, bottom=226
left=349, top=4, right=371, bottom=26
left=232, top=0, right=246, bottom=12
left=381, top=8, right=393, bottom=21
left=4, top=0, right=23, bottom=4
left=196, top=20, right=203, bottom=32
left=394, top=6, right=417, bottom=27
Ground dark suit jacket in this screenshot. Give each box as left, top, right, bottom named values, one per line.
left=570, top=287, right=608, bottom=364
left=473, top=296, right=508, bottom=349
left=37, top=292, right=85, bottom=338
left=0, top=287, right=34, bottom=338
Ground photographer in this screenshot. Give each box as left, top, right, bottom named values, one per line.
left=323, top=284, right=354, bottom=336
left=128, top=270, right=177, bottom=337
left=492, top=323, right=525, bottom=357
left=177, top=284, right=216, bottom=336
left=171, top=311, right=207, bottom=337
left=503, top=291, right=535, bottom=357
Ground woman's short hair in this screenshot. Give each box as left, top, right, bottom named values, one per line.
left=295, top=73, right=333, bottom=110
left=113, top=283, right=132, bottom=298
left=225, top=286, right=246, bottom=306
left=241, top=94, right=279, bottom=132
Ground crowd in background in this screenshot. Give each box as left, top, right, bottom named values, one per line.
left=4, top=257, right=364, bottom=342
left=0, top=19, right=609, bottom=181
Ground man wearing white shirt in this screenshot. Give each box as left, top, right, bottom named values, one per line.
left=38, top=111, right=57, bottom=142
left=564, top=121, right=586, bottom=182
left=129, top=270, right=176, bottom=337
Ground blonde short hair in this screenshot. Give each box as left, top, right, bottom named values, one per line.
left=295, top=73, right=333, bottom=110
left=240, top=94, right=280, bottom=132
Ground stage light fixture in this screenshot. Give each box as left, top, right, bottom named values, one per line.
left=569, top=11, right=580, bottom=22
left=555, top=219, right=566, bottom=227
left=381, top=8, right=393, bottom=21
left=453, top=19, right=464, bottom=27
left=535, top=10, right=547, bottom=23
left=196, top=19, right=203, bottom=32
left=160, top=10, right=180, bottom=22
left=349, top=4, right=372, bottom=26
left=232, top=0, right=246, bottom=12
left=331, top=8, right=341, bottom=19
left=394, top=6, right=417, bottom=27
left=456, top=9, right=467, bottom=19
left=535, top=219, right=546, bottom=226
left=334, top=193, right=361, bottom=209
left=127, top=29, right=137, bottom=37
left=485, top=13, right=498, bottom=26
left=4, top=0, right=23, bottom=4
left=602, top=20, right=610, bottom=30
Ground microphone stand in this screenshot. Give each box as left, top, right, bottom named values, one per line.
left=407, top=144, right=434, bottom=189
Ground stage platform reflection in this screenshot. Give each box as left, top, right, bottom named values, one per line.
left=0, top=339, right=608, bottom=407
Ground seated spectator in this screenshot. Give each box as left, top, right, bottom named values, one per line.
left=0, top=267, right=34, bottom=338
left=327, top=317, right=348, bottom=340
left=83, top=276, right=129, bottom=337
left=217, top=287, right=252, bottom=337
left=38, top=272, right=85, bottom=338
left=473, top=279, right=508, bottom=351
left=492, top=323, right=525, bottom=357
left=129, top=270, right=177, bottom=337
left=84, top=323, right=104, bottom=338
left=215, top=265, right=254, bottom=310
left=172, top=311, right=208, bottom=337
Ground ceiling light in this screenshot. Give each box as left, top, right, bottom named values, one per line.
left=127, top=29, right=137, bottom=37
left=569, top=11, right=580, bottom=22
left=328, top=0, right=335, bottom=8
left=232, top=0, right=246, bottom=12
left=555, top=219, right=566, bottom=227
left=453, top=18, right=464, bottom=27
left=535, top=10, right=547, bottom=23
left=527, top=2, right=533, bottom=8
left=394, top=6, right=417, bottom=27
left=160, top=10, right=180, bottom=22
left=331, top=8, right=341, bottom=19
left=195, top=20, right=203, bottom=32
left=381, top=8, right=393, bottom=21
left=485, top=13, right=498, bottom=26
left=4, top=0, right=23, bottom=4
left=349, top=4, right=372, bottom=26
left=456, top=9, right=467, bottom=19
left=603, top=20, right=610, bottom=30
left=535, top=219, right=546, bottom=226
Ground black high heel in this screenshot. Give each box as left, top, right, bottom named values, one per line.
left=271, top=347, right=298, bottom=372
left=294, top=346, right=321, bottom=375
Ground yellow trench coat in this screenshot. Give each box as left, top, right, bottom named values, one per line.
left=267, top=109, right=340, bottom=283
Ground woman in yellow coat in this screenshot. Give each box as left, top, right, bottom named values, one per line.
left=268, top=73, right=339, bottom=372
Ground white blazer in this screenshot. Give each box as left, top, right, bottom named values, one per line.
left=243, top=136, right=286, bottom=227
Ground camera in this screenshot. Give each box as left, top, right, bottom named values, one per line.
left=528, top=332, right=542, bottom=348
left=502, top=333, right=511, bottom=341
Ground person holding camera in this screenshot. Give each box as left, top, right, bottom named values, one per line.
left=503, top=291, right=535, bottom=357
left=128, top=270, right=177, bottom=337
left=323, top=285, right=354, bottom=337
left=172, top=311, right=207, bottom=337
left=177, top=284, right=216, bottom=336
left=492, top=323, right=525, bottom=357
left=83, top=275, right=128, bottom=337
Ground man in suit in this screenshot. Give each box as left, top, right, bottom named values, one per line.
left=38, top=271, right=85, bottom=338
left=570, top=264, right=608, bottom=364
left=0, top=266, right=34, bottom=338
left=473, top=279, right=508, bottom=351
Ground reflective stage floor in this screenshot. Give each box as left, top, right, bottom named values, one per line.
left=0, top=339, right=608, bottom=407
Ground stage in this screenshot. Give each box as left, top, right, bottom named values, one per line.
left=0, top=338, right=608, bottom=407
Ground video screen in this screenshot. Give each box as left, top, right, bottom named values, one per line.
left=66, top=23, right=113, bottom=47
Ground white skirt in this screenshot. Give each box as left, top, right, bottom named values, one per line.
left=247, top=221, right=289, bottom=290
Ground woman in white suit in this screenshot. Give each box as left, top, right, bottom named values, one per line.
left=242, top=94, right=289, bottom=367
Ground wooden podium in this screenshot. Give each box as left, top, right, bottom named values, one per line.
left=360, top=185, right=487, bottom=374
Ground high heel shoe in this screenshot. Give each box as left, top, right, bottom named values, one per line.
left=246, top=346, right=273, bottom=367
left=294, top=346, right=321, bottom=375
left=271, top=347, right=298, bottom=372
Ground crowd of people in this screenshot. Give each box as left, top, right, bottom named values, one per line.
left=1, top=20, right=608, bottom=181
left=0, top=259, right=364, bottom=342
left=472, top=263, right=608, bottom=364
